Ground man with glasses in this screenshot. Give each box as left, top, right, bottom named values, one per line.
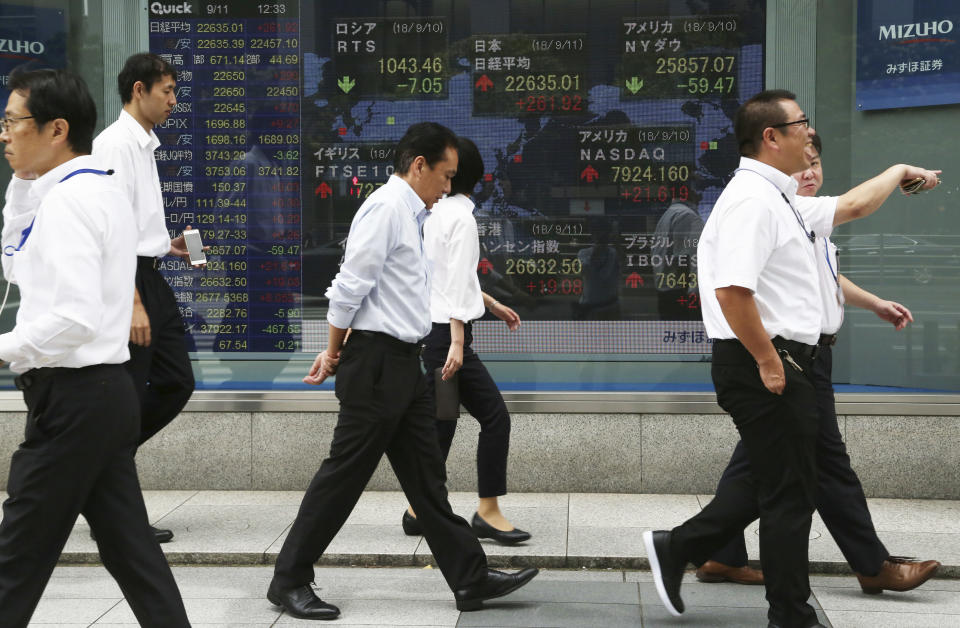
left=697, top=133, right=941, bottom=594
left=643, top=90, right=940, bottom=628
left=0, top=68, right=190, bottom=628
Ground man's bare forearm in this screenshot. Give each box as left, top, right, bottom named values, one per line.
left=716, top=286, right=787, bottom=394
left=327, top=325, right=348, bottom=355
left=835, top=164, right=941, bottom=225
left=449, top=318, right=465, bottom=346
left=839, top=274, right=879, bottom=311
left=715, top=286, right=778, bottom=364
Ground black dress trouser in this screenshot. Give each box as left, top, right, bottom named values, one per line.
left=708, top=344, right=889, bottom=575
left=273, top=331, right=488, bottom=592
left=126, top=257, right=195, bottom=445
left=0, top=365, right=190, bottom=628
left=422, top=322, right=511, bottom=498
left=670, top=339, right=820, bottom=628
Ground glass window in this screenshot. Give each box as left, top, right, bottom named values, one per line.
left=818, top=0, right=960, bottom=392
left=1, top=0, right=956, bottom=394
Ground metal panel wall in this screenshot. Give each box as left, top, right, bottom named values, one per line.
left=766, top=0, right=817, bottom=119
left=100, top=0, right=148, bottom=123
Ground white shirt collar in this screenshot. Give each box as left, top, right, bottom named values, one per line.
left=737, top=156, right=800, bottom=200
left=386, top=174, right=427, bottom=221
left=445, top=193, right=475, bottom=211
left=118, top=109, right=161, bottom=151
left=30, top=155, right=98, bottom=202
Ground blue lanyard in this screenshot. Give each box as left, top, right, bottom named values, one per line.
left=59, top=168, right=113, bottom=182
left=3, top=168, right=113, bottom=256
left=734, top=168, right=816, bottom=243
left=824, top=238, right=839, bottom=286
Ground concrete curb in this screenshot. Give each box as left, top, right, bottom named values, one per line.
left=57, top=551, right=960, bottom=578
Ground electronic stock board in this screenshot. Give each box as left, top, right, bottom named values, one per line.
left=148, top=0, right=764, bottom=356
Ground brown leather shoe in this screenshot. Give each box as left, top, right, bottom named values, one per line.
left=856, top=556, right=941, bottom=594
left=695, top=560, right=764, bottom=585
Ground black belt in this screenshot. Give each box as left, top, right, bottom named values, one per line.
left=350, top=330, right=422, bottom=356
left=14, top=367, right=61, bottom=391
left=819, top=333, right=838, bottom=347
left=137, top=255, right=160, bottom=271
left=771, top=336, right=818, bottom=361
left=713, top=336, right=819, bottom=363
left=13, top=363, right=119, bottom=390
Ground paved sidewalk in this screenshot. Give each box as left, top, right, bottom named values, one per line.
left=48, top=491, right=960, bottom=576
left=30, top=565, right=960, bottom=627
left=3, top=490, right=958, bottom=626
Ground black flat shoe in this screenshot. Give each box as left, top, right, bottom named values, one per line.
left=267, top=579, right=340, bottom=620
left=471, top=512, right=531, bottom=545
left=402, top=510, right=422, bottom=536
left=454, top=567, right=539, bottom=611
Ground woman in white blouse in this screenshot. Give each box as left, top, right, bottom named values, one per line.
left=402, top=137, right=530, bottom=545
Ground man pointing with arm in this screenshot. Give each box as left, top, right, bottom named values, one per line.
left=643, top=90, right=939, bottom=628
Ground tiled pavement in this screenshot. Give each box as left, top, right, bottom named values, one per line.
left=28, top=566, right=960, bottom=627
left=4, top=490, right=959, bottom=626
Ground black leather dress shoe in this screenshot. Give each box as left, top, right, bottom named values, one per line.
left=91, top=525, right=173, bottom=544
left=402, top=510, right=422, bottom=536
left=471, top=512, right=531, bottom=545
left=643, top=530, right=686, bottom=616
left=454, top=567, right=539, bottom=611
left=768, top=624, right=826, bottom=628
left=152, top=526, right=174, bottom=544
left=267, top=579, right=340, bottom=620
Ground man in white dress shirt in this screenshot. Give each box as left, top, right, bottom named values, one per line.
left=0, top=68, right=189, bottom=628
left=643, top=90, right=940, bottom=628
left=699, top=133, right=941, bottom=593
left=93, top=53, right=198, bottom=544
left=267, top=123, right=537, bottom=620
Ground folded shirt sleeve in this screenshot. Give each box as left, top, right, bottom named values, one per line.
left=324, top=200, right=394, bottom=329
left=437, top=213, right=480, bottom=323
left=711, top=196, right=776, bottom=293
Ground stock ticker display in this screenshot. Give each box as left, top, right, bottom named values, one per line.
left=148, top=0, right=764, bottom=355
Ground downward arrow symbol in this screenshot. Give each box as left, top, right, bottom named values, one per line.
left=625, top=77, right=644, bottom=94
left=338, top=76, right=356, bottom=93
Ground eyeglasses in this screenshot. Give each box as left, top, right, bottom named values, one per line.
left=771, top=117, right=811, bottom=130
left=0, top=115, right=35, bottom=132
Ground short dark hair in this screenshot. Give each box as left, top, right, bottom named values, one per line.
left=9, top=68, right=97, bottom=154
left=118, top=53, right=177, bottom=104
left=735, top=89, right=796, bottom=157
left=450, top=137, right=483, bottom=195
left=393, top=122, right=457, bottom=174
left=809, top=133, right=822, bottom=157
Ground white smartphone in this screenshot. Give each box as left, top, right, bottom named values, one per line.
left=183, top=228, right=207, bottom=266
